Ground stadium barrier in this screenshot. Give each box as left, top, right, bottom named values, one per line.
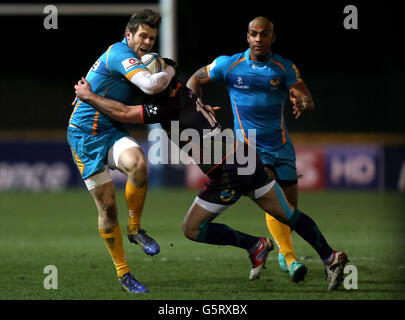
left=0, top=131, right=404, bottom=191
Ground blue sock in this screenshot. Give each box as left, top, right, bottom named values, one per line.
left=197, top=222, right=259, bottom=251
left=273, top=182, right=333, bottom=260
left=288, top=208, right=333, bottom=260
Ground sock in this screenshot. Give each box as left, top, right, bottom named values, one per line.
left=125, top=180, right=147, bottom=234
left=196, top=222, right=259, bottom=251
left=266, top=213, right=297, bottom=268
left=99, top=224, right=130, bottom=278
left=288, top=208, right=334, bottom=261
left=323, top=251, right=336, bottom=266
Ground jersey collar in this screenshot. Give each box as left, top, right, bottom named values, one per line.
left=245, top=48, right=273, bottom=66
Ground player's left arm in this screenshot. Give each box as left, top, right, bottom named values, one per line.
left=286, top=62, right=315, bottom=119
left=289, top=81, right=315, bottom=119
left=73, top=77, right=143, bottom=124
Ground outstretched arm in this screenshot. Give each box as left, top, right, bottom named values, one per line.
left=289, top=81, right=315, bottom=119
left=186, top=66, right=220, bottom=115
left=186, top=66, right=212, bottom=99
left=73, top=78, right=143, bottom=124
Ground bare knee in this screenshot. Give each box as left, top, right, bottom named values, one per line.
left=182, top=202, right=215, bottom=241
left=127, top=157, right=147, bottom=184
left=119, top=149, right=148, bottom=186
left=182, top=218, right=198, bottom=240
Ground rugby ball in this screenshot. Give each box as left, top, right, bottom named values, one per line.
left=141, top=52, right=166, bottom=73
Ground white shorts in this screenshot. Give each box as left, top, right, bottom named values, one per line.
left=84, top=136, right=140, bottom=191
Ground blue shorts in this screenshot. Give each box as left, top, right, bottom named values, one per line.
left=67, top=126, right=130, bottom=179
left=256, top=138, right=297, bottom=182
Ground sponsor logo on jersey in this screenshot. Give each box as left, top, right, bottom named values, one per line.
left=91, top=59, right=101, bottom=71
left=121, top=57, right=141, bottom=71
left=270, top=79, right=279, bottom=86
left=234, top=77, right=249, bottom=89
left=220, top=189, right=236, bottom=202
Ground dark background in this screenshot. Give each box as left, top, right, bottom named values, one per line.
left=0, top=0, right=402, bottom=134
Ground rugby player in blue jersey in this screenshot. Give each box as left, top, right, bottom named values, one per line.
left=73, top=73, right=349, bottom=292
left=68, top=9, right=176, bottom=293
left=187, top=16, right=314, bottom=283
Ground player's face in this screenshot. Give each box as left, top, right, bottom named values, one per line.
left=127, top=24, right=158, bottom=57
left=247, top=22, right=274, bottom=61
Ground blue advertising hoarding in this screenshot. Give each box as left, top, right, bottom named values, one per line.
left=384, top=146, right=405, bottom=191
left=0, top=140, right=185, bottom=191
left=0, top=141, right=81, bottom=191
left=0, top=140, right=404, bottom=191
left=325, top=145, right=383, bottom=190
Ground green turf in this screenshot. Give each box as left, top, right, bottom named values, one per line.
left=0, top=189, right=404, bottom=300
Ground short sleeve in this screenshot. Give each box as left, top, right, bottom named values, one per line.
left=106, top=44, right=148, bottom=80
left=207, top=55, right=231, bottom=82
left=285, top=61, right=303, bottom=88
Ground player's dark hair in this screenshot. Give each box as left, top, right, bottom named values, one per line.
left=125, top=9, right=161, bottom=34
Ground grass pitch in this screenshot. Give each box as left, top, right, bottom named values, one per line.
left=0, top=189, right=404, bottom=300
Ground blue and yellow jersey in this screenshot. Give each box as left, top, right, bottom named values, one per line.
left=69, top=38, right=148, bottom=134
left=207, top=49, right=302, bottom=151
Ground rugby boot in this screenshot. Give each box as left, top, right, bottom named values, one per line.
left=325, top=251, right=349, bottom=291
left=249, top=237, right=274, bottom=280
left=119, top=272, right=148, bottom=293
left=289, top=261, right=308, bottom=283
left=127, top=228, right=160, bottom=256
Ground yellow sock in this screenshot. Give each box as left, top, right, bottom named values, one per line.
left=265, top=213, right=297, bottom=268
left=125, top=181, right=148, bottom=234
left=99, top=224, right=130, bottom=278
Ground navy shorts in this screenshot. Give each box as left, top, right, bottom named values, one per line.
left=196, top=143, right=274, bottom=213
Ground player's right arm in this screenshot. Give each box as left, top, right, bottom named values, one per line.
left=187, top=56, right=230, bottom=114
left=187, top=55, right=231, bottom=97
left=74, top=78, right=143, bottom=124
left=186, top=65, right=212, bottom=98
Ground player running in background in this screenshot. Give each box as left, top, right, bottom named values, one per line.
left=68, top=9, right=175, bottom=293
left=73, top=76, right=349, bottom=291
left=186, top=16, right=314, bottom=283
